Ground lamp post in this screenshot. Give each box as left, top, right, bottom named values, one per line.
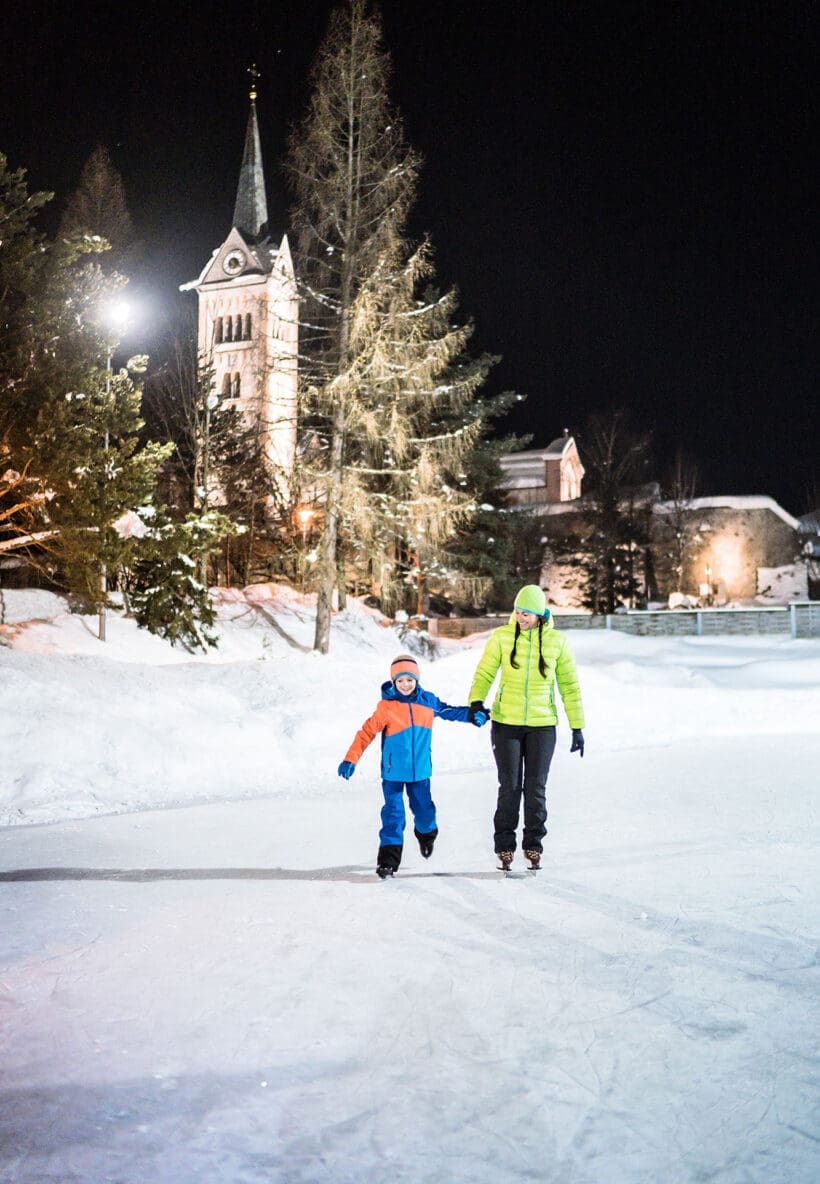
left=98, top=300, right=132, bottom=642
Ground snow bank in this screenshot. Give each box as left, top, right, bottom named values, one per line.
left=1, top=586, right=819, bottom=826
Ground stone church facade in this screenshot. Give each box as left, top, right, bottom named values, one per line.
left=181, top=79, right=298, bottom=486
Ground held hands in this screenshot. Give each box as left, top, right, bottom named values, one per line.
left=570, top=729, right=585, bottom=758
left=337, top=760, right=356, bottom=780
left=469, top=701, right=489, bottom=727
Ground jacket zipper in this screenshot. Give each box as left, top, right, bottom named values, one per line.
left=408, top=701, right=416, bottom=781
left=524, top=629, right=532, bottom=723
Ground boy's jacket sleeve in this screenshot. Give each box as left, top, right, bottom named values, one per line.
left=344, top=702, right=387, bottom=765
left=429, top=695, right=471, bottom=723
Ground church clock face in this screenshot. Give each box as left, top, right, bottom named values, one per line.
left=222, top=249, right=246, bottom=276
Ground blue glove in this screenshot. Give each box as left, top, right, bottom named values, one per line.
left=570, top=729, right=585, bottom=758
left=337, top=760, right=356, bottom=780
left=468, top=702, right=489, bottom=727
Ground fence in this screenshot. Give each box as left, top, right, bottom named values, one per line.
left=428, top=603, right=820, bottom=640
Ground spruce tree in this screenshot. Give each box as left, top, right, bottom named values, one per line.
left=289, top=0, right=501, bottom=645
left=60, top=144, right=137, bottom=269
left=338, top=243, right=500, bottom=614
left=289, top=0, right=420, bottom=651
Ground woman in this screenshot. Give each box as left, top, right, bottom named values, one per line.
left=469, top=584, right=585, bottom=870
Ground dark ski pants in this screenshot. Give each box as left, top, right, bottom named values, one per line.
left=491, top=722, right=556, bottom=853
left=379, top=778, right=437, bottom=847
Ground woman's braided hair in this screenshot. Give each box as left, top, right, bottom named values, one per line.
left=509, top=619, right=548, bottom=678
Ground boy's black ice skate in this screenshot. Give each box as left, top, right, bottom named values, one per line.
left=524, top=849, right=541, bottom=871
left=414, top=827, right=438, bottom=859
left=497, top=851, right=514, bottom=872
left=376, top=844, right=402, bottom=879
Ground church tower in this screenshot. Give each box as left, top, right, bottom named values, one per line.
left=182, top=69, right=298, bottom=487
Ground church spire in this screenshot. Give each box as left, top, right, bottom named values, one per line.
left=232, top=65, right=269, bottom=242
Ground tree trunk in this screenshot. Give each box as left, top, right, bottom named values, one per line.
left=313, top=400, right=345, bottom=653
left=337, top=547, right=347, bottom=611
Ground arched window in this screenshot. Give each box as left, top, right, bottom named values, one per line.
left=244, top=313, right=252, bottom=339
left=221, top=373, right=232, bottom=399
left=214, top=317, right=223, bottom=344
left=234, top=315, right=243, bottom=341
left=232, top=373, right=241, bottom=399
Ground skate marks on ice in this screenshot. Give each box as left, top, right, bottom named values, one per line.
left=0, top=865, right=501, bottom=884
left=0, top=1065, right=359, bottom=1184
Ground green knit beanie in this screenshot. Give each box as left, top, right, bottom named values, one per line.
left=514, top=584, right=548, bottom=617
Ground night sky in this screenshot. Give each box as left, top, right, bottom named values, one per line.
left=2, top=0, right=817, bottom=512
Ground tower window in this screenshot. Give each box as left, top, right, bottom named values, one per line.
left=214, top=317, right=223, bottom=344
left=235, top=314, right=243, bottom=341
left=221, top=372, right=241, bottom=399
left=245, top=313, right=252, bottom=339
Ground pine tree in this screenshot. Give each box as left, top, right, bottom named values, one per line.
left=337, top=244, right=502, bottom=614
left=32, top=360, right=171, bottom=608
left=125, top=510, right=231, bottom=651
left=60, top=144, right=137, bottom=268
left=289, top=0, right=499, bottom=644
left=288, top=0, right=420, bottom=651
left=0, top=153, right=115, bottom=568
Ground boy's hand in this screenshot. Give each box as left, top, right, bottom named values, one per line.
left=468, top=700, right=489, bottom=726
left=570, top=729, right=585, bottom=758
left=337, top=760, right=356, bottom=780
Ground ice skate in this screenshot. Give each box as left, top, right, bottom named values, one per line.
left=415, top=827, right=438, bottom=859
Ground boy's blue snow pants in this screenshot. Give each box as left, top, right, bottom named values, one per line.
left=379, top=778, right=437, bottom=846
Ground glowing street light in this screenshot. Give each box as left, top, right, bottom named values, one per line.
left=297, top=506, right=314, bottom=546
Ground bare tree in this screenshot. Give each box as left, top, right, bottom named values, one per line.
left=656, top=448, right=700, bottom=595
left=577, top=410, right=654, bottom=614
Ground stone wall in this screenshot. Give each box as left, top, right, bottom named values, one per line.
left=534, top=498, right=801, bottom=605
left=428, top=605, right=820, bottom=639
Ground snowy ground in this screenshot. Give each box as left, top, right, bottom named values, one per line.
left=1, top=588, right=818, bottom=1183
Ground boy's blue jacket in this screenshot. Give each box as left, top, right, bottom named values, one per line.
left=343, top=680, right=471, bottom=782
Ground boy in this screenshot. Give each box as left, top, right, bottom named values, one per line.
left=338, top=654, right=487, bottom=877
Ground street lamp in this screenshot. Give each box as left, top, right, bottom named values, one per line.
left=98, top=300, right=133, bottom=642
left=297, top=506, right=314, bottom=546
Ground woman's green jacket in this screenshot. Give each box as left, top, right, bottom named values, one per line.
left=468, top=615, right=585, bottom=729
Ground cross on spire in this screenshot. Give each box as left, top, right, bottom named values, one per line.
left=248, top=63, right=260, bottom=101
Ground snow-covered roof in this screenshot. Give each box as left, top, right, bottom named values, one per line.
left=655, top=495, right=799, bottom=530
left=544, top=435, right=574, bottom=458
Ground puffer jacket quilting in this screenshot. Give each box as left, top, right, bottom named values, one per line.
left=468, top=614, right=585, bottom=729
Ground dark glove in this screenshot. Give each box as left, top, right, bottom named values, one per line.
left=468, top=701, right=489, bottom=727
left=570, top=729, right=585, bottom=758
left=337, top=760, right=356, bottom=780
